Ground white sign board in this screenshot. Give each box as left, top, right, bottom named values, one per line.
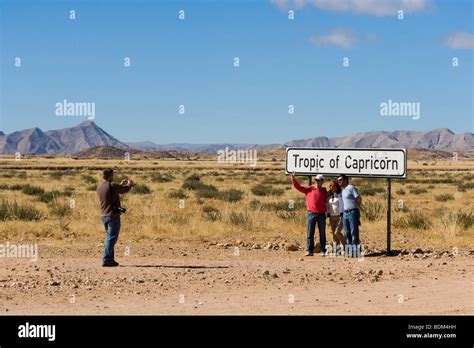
left=286, top=148, right=407, bottom=178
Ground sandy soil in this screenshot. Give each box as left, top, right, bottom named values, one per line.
left=1, top=241, right=473, bottom=315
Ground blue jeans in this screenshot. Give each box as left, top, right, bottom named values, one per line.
left=343, top=210, right=360, bottom=246
left=101, top=215, right=121, bottom=264
left=307, top=212, right=326, bottom=253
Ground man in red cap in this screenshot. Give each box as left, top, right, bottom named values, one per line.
left=291, top=172, right=328, bottom=256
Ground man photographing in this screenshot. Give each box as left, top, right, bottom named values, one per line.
left=97, top=169, right=134, bottom=267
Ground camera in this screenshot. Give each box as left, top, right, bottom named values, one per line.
left=113, top=206, right=126, bottom=214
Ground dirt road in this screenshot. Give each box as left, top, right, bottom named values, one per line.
left=1, top=241, right=472, bottom=315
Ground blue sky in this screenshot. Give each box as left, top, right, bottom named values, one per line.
left=1, top=0, right=473, bottom=144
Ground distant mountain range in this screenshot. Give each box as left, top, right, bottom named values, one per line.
left=0, top=121, right=472, bottom=155
left=286, top=128, right=474, bottom=151
left=0, top=121, right=127, bottom=154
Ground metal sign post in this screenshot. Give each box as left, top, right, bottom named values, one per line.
left=387, top=178, right=391, bottom=253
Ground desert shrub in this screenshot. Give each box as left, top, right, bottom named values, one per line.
left=168, top=189, right=187, bottom=199
left=229, top=211, right=251, bottom=226
left=48, top=171, right=76, bottom=179
left=169, top=213, right=189, bottom=225
left=434, top=193, right=454, bottom=202
left=276, top=211, right=297, bottom=219
left=249, top=199, right=261, bottom=209
left=151, top=172, right=174, bottom=183
left=181, top=173, right=220, bottom=199
left=82, top=174, right=98, bottom=184
left=133, top=183, right=152, bottom=194
left=251, top=184, right=284, bottom=197
left=394, top=211, right=430, bottom=230
left=0, top=184, right=9, bottom=190
left=396, top=189, right=405, bottom=195
left=409, top=187, right=427, bottom=195
left=48, top=171, right=63, bottom=179
left=87, top=184, right=98, bottom=191
left=39, top=191, right=63, bottom=204
left=255, top=200, right=306, bottom=212
left=456, top=211, right=474, bottom=229
left=261, top=176, right=289, bottom=185
left=21, top=185, right=45, bottom=196
left=186, top=173, right=201, bottom=182
left=9, top=184, right=24, bottom=191
left=16, top=171, right=27, bottom=179
left=63, top=187, right=74, bottom=196
left=201, top=206, right=222, bottom=221
left=0, top=200, right=43, bottom=221
left=49, top=198, right=72, bottom=217
left=361, top=186, right=385, bottom=196
left=458, top=182, right=474, bottom=192
left=361, top=200, right=385, bottom=222
left=407, top=178, right=455, bottom=184
left=218, top=189, right=244, bottom=202
left=195, top=185, right=219, bottom=199
left=182, top=174, right=213, bottom=191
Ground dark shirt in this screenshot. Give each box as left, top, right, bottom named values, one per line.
left=97, top=181, right=131, bottom=217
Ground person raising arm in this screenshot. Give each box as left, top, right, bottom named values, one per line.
left=290, top=171, right=328, bottom=256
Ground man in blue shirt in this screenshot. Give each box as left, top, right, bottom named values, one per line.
left=337, top=175, right=363, bottom=255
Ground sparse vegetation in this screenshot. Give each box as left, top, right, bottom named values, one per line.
left=409, top=187, right=428, bottom=195
left=396, top=188, right=406, bottom=195
left=361, top=200, right=385, bottom=222
left=229, top=211, right=251, bottom=226
left=456, top=211, right=474, bottom=230
left=0, top=158, right=471, bottom=251
left=133, top=183, right=152, bottom=195
left=201, top=206, right=221, bottom=221
left=217, top=189, right=244, bottom=202
left=251, top=184, right=284, bottom=197
left=361, top=186, right=385, bottom=196
left=394, top=211, right=430, bottom=230
left=434, top=193, right=454, bottom=202
left=82, top=174, right=98, bottom=184
left=21, top=185, right=45, bottom=196
left=151, top=172, right=175, bottom=183
left=0, top=200, right=43, bottom=221
left=49, top=198, right=72, bottom=217
left=168, top=189, right=187, bottom=199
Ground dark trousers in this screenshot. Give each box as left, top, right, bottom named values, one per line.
left=307, top=212, right=326, bottom=253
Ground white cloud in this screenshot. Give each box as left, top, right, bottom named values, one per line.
left=444, top=31, right=474, bottom=49
left=271, top=0, right=433, bottom=16
left=309, top=28, right=356, bottom=48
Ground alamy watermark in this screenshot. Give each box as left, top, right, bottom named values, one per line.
left=55, top=99, right=95, bottom=120
left=380, top=99, right=420, bottom=120
left=324, top=243, right=364, bottom=259
left=217, top=147, right=258, bottom=167
left=0, top=242, right=38, bottom=262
